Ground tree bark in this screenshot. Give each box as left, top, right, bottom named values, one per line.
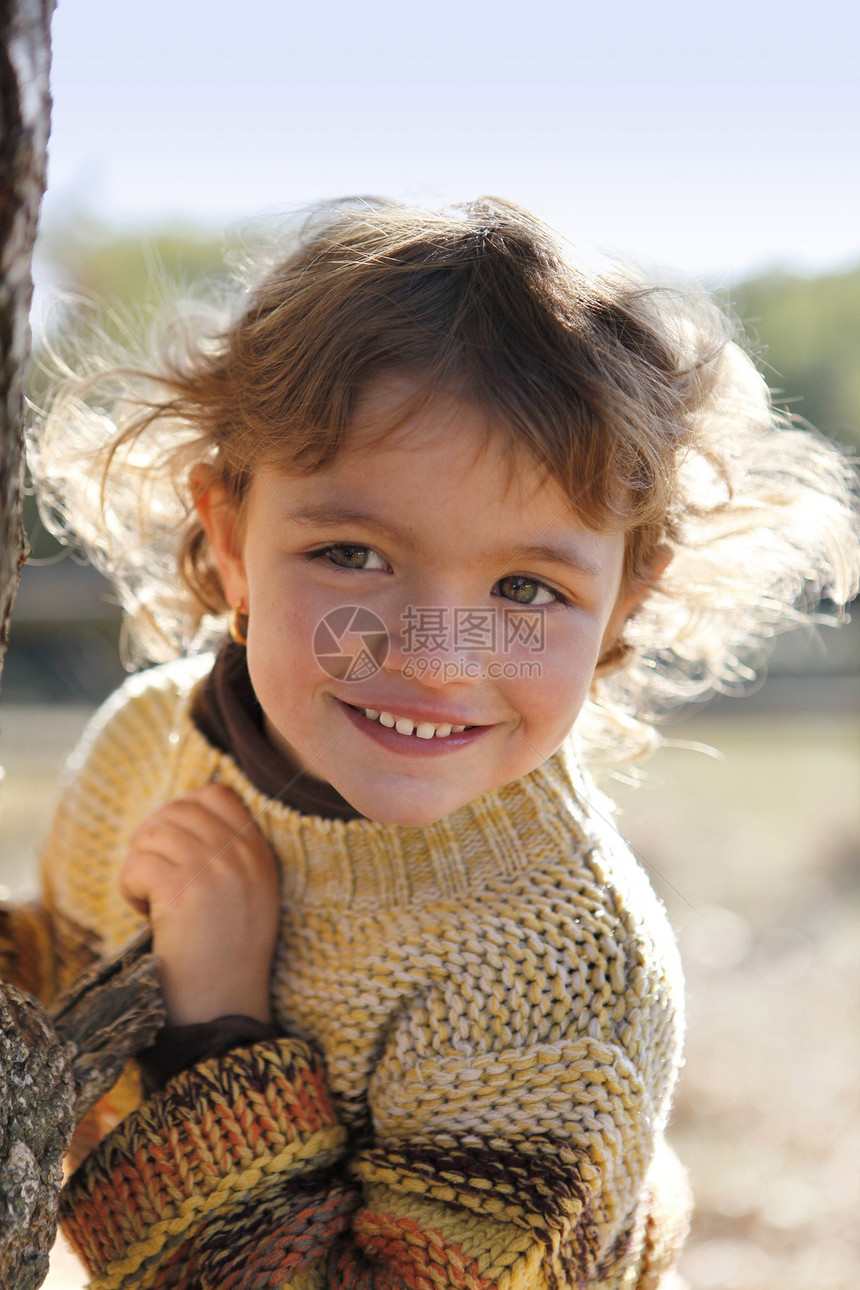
left=0, top=932, right=165, bottom=1289
left=0, top=6, right=61, bottom=1282
left=0, top=0, right=53, bottom=680
left=0, top=9, right=165, bottom=1288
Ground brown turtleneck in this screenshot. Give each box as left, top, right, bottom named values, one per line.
left=190, top=640, right=364, bottom=822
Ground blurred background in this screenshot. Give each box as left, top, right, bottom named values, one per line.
left=1, top=1, right=858, bottom=1287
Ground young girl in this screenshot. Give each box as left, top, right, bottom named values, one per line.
left=6, top=197, right=859, bottom=1288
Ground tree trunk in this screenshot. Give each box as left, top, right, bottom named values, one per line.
left=0, top=9, right=63, bottom=1283
left=0, top=8, right=166, bottom=1287
left=0, top=0, right=53, bottom=680
left=0, top=932, right=165, bottom=1289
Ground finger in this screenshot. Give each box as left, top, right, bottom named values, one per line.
left=187, top=783, right=261, bottom=837
left=119, top=848, right=174, bottom=911
left=127, top=813, right=221, bottom=865
left=147, top=788, right=260, bottom=850
left=177, top=788, right=273, bottom=873
left=123, top=816, right=270, bottom=909
left=121, top=820, right=221, bottom=904
left=122, top=892, right=150, bottom=918
left=120, top=844, right=223, bottom=924
left=131, top=798, right=250, bottom=858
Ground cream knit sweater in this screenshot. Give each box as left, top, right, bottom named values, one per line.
left=12, top=656, right=689, bottom=1287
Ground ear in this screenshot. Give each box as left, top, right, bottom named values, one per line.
left=597, top=543, right=673, bottom=670
left=190, top=464, right=250, bottom=609
left=617, top=543, right=673, bottom=620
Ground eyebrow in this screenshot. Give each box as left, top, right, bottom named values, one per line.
left=293, top=503, right=602, bottom=579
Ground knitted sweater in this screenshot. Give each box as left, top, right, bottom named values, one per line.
left=2, top=656, right=689, bottom=1289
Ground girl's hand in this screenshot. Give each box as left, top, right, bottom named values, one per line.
left=120, top=784, right=280, bottom=1026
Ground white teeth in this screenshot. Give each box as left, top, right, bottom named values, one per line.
left=358, top=708, right=467, bottom=738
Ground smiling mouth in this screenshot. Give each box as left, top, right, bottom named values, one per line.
left=345, top=703, right=475, bottom=739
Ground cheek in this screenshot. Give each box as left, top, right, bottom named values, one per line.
left=513, top=623, right=604, bottom=721
left=246, top=585, right=327, bottom=688
left=247, top=565, right=323, bottom=637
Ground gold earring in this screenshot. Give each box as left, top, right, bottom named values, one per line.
left=228, top=601, right=248, bottom=646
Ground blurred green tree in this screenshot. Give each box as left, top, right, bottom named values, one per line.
left=729, top=265, right=860, bottom=454
left=36, top=216, right=229, bottom=312
left=25, top=220, right=232, bottom=560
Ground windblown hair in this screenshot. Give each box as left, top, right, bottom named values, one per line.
left=31, top=196, right=860, bottom=765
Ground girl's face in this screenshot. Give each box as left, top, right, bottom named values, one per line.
left=198, top=377, right=628, bottom=826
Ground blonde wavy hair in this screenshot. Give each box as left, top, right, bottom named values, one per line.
left=30, top=196, right=860, bottom=765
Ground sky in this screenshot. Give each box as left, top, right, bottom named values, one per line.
left=40, top=0, right=860, bottom=286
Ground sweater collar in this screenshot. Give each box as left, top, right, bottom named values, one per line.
left=175, top=694, right=598, bottom=911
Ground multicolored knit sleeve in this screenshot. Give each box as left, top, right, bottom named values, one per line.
left=58, top=1006, right=690, bottom=1289
left=59, top=1037, right=350, bottom=1288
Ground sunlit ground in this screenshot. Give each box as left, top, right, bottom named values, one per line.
left=1, top=704, right=857, bottom=1290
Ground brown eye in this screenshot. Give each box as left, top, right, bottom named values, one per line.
left=328, top=545, right=370, bottom=568
left=322, top=544, right=387, bottom=571
left=497, top=575, right=559, bottom=605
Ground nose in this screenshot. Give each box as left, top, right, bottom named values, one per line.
left=382, top=601, right=491, bottom=688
